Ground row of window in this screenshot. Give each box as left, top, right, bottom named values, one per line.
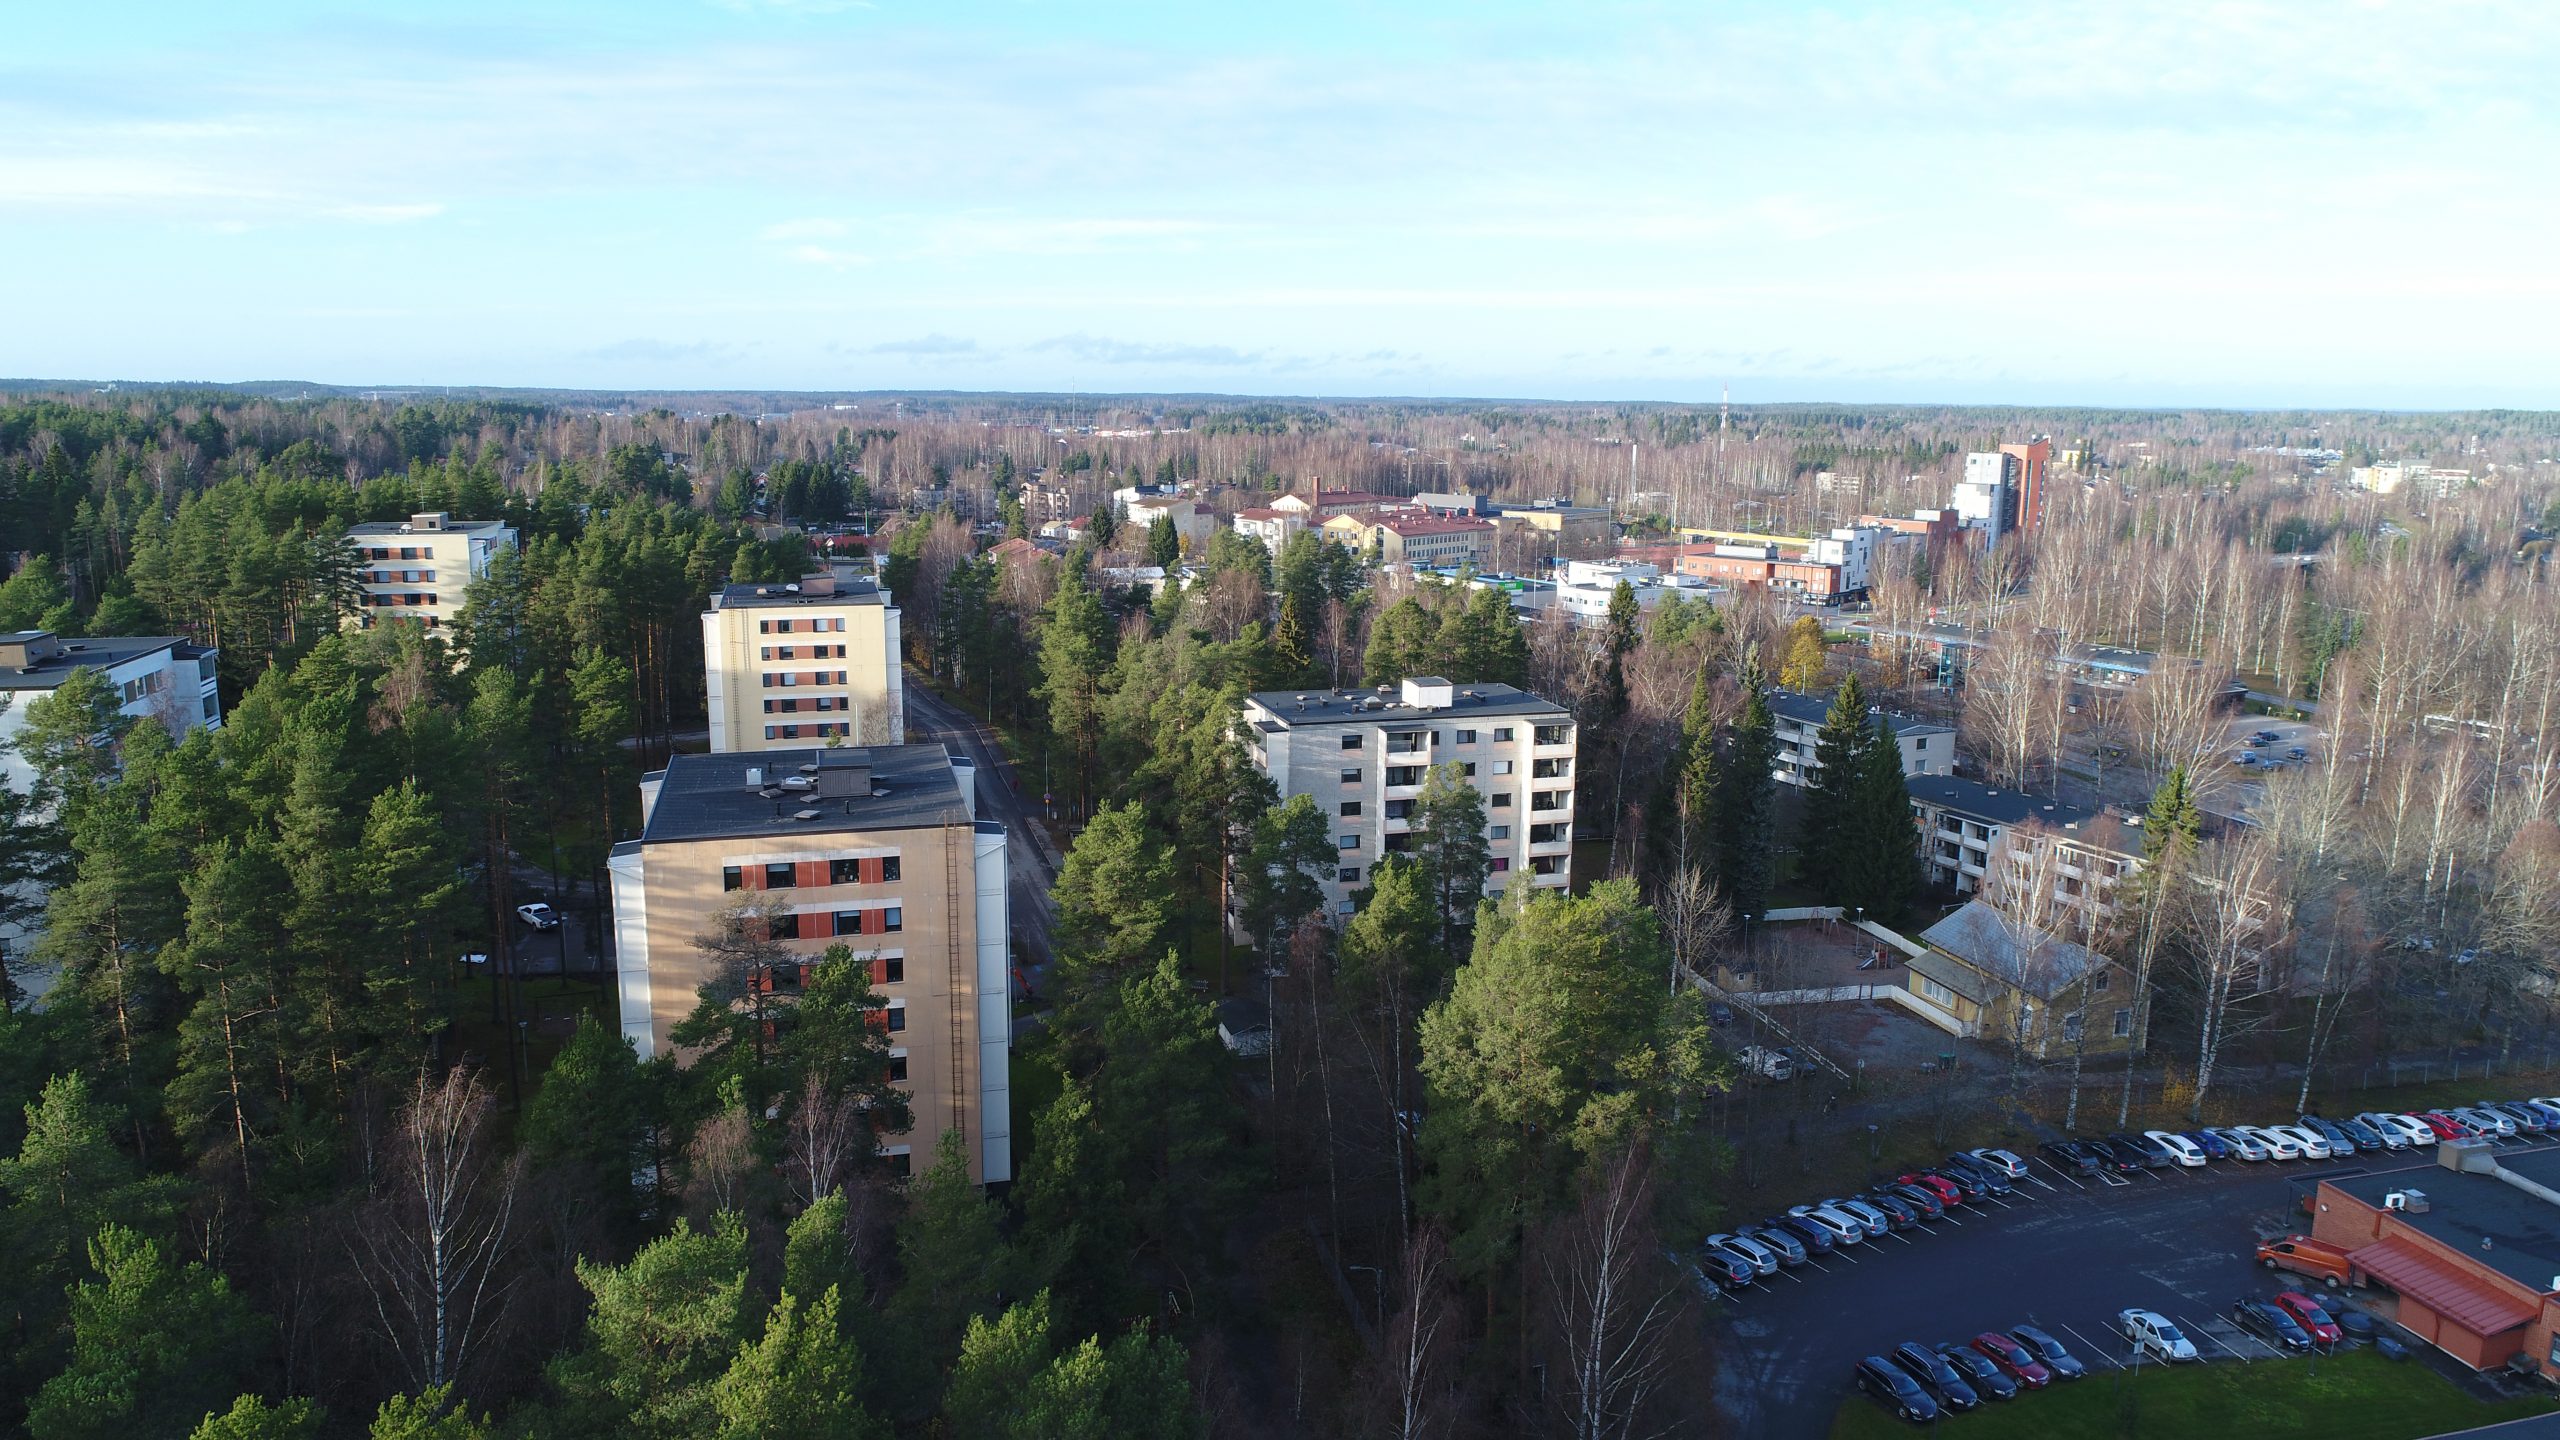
left=757, top=617, right=851, bottom=634
left=367, top=592, right=441, bottom=607
left=765, top=723, right=853, bottom=740
left=759, top=644, right=849, bottom=660
left=365, top=569, right=438, bottom=584
left=763, top=696, right=852, bottom=713
left=762, top=908, right=904, bottom=940
left=1338, top=724, right=1521, bottom=751
left=118, top=670, right=169, bottom=703
left=362, top=546, right=431, bottom=561
left=1338, top=760, right=1517, bottom=787
left=762, top=671, right=851, bottom=687
left=724, top=856, right=903, bottom=889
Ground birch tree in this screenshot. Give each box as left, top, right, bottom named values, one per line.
left=348, top=1068, right=527, bottom=1398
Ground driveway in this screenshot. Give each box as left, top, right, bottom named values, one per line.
left=903, top=673, right=1059, bottom=991
left=1712, top=1139, right=2560, bottom=1438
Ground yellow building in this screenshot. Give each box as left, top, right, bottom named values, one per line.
left=610, top=745, right=1011, bottom=1181
left=346, top=512, right=517, bottom=633
left=1321, top=509, right=1497, bottom=568
left=701, top=567, right=904, bottom=752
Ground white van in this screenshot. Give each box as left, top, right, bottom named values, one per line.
left=1738, top=1046, right=1795, bottom=1081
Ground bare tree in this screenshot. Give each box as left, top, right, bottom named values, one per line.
left=347, top=1068, right=526, bottom=1398
left=686, top=1101, right=756, bottom=1218
left=1348, top=1226, right=1468, bottom=1440
left=783, top=1071, right=867, bottom=1209
left=2180, top=838, right=2290, bottom=1121
left=1528, top=1146, right=1693, bottom=1440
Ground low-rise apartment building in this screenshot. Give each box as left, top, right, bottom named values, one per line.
left=1240, top=677, right=1576, bottom=917
left=1231, top=507, right=1307, bottom=555
left=0, top=629, right=222, bottom=795
left=702, top=567, right=904, bottom=752
left=609, top=745, right=1011, bottom=1182
left=1764, top=689, right=1954, bottom=788
left=1904, top=774, right=2139, bottom=916
left=1493, top=500, right=1614, bottom=557
left=345, top=512, right=517, bottom=632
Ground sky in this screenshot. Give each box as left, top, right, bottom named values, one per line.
left=6, top=1, right=2558, bottom=407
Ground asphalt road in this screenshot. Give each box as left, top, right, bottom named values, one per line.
left=1712, top=1137, right=2560, bottom=1438
left=902, top=673, right=1059, bottom=993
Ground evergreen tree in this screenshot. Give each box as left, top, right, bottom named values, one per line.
left=1049, top=802, right=1175, bottom=1002
left=1797, top=673, right=1870, bottom=894
left=24, top=1225, right=267, bottom=1440
left=1841, top=716, right=1921, bottom=921
left=1411, top=762, right=1491, bottom=946
left=0, top=1073, right=185, bottom=1320
left=1012, top=1332, right=1202, bottom=1440
left=1146, top=516, right=1179, bottom=569
left=1361, top=597, right=1439, bottom=687
left=1095, top=956, right=1238, bottom=1296
left=1239, top=792, right=1336, bottom=955
left=367, top=1388, right=488, bottom=1440
left=1712, top=681, right=1778, bottom=927
left=548, top=1214, right=751, bottom=1440
left=520, top=1018, right=657, bottom=1230
left=1036, top=563, right=1115, bottom=816
left=16, top=666, right=133, bottom=820
left=2141, top=765, right=2204, bottom=878
left=940, top=1293, right=1056, bottom=1438
left=189, top=1395, right=322, bottom=1440
left=1013, top=1078, right=1134, bottom=1334
left=708, top=1287, right=879, bottom=1440
left=885, top=1131, right=1014, bottom=1381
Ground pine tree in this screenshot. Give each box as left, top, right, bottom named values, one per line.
left=708, top=1288, right=880, bottom=1440
left=1412, top=762, right=1492, bottom=945
left=1841, top=716, right=1921, bottom=922
left=25, top=1225, right=268, bottom=1440
left=1797, top=674, right=1871, bottom=897
left=1049, top=802, right=1175, bottom=1003
left=548, top=1214, right=751, bottom=1440
left=1036, top=563, right=1114, bottom=816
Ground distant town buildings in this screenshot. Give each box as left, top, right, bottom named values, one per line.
left=345, top=512, right=517, bottom=632
left=1668, top=524, right=1886, bottom=602
left=1321, top=509, right=1498, bottom=569
left=1953, top=439, right=2054, bottom=537
left=701, top=566, right=904, bottom=751
left=2350, top=462, right=2475, bottom=498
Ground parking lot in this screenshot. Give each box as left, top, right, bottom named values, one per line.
left=1712, top=1132, right=2560, bottom=1438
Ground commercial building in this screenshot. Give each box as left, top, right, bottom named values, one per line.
left=609, top=745, right=1011, bottom=1182
left=345, top=512, right=518, bottom=632
left=1322, top=509, right=1497, bottom=569
left=701, top=567, right=904, bottom=752
left=1671, top=528, right=1879, bottom=602
left=0, top=630, right=223, bottom=796
left=1903, top=774, right=2139, bottom=910
left=1111, top=485, right=1213, bottom=548
left=1492, top=500, right=1614, bottom=557
left=1271, top=489, right=1404, bottom=521
left=1240, top=678, right=1577, bottom=917
left=2311, top=1142, right=2560, bottom=1375
left=1414, top=492, right=1492, bottom=517
left=1763, top=689, right=1954, bottom=789
left=1906, top=899, right=2144, bottom=1056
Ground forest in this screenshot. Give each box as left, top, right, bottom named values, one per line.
left=0, top=386, right=2556, bottom=1437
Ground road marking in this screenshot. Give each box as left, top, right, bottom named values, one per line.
left=2183, top=1315, right=2251, bottom=1363
left=1885, top=1229, right=1916, bottom=1246
left=2055, top=1321, right=2121, bottom=1370
left=2098, top=1170, right=2132, bottom=1187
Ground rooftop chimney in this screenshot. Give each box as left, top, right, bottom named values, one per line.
left=815, top=750, right=872, bottom=800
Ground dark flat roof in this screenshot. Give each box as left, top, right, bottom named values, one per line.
left=2330, top=1149, right=2560, bottom=1296
left=641, top=745, right=972, bottom=843
left=1244, top=683, right=1569, bottom=726
left=0, top=635, right=184, bottom=690
left=1765, top=688, right=1954, bottom=738
left=712, top=578, right=884, bottom=609
left=1905, top=774, right=2096, bottom=830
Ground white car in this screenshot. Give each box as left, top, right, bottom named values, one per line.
left=1705, top=1232, right=1778, bottom=1279
left=2352, top=1112, right=2414, bottom=1150
left=1787, top=1203, right=1865, bottom=1245
left=778, top=773, right=817, bottom=792
left=2265, top=1123, right=2332, bottom=1160
left=2451, top=1106, right=2516, bottom=1138
left=515, top=901, right=561, bottom=931
left=2119, top=1309, right=2200, bottom=1363
left=2203, top=1126, right=2269, bottom=1161
left=2235, top=1125, right=2303, bottom=1160
left=2144, top=1131, right=2209, bottom=1167
left=1967, top=1148, right=2029, bottom=1180
left=1827, top=1197, right=1892, bottom=1238
left=2367, top=1112, right=2437, bottom=1148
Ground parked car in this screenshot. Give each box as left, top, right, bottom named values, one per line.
left=1788, top=1204, right=1866, bottom=1246
left=2255, top=729, right=2282, bottom=743
left=1968, top=1148, right=2030, bottom=1180
left=1707, top=1002, right=1735, bottom=1027
left=1969, top=1332, right=2052, bottom=1389
left=2326, top=1114, right=2387, bottom=1152
left=2203, top=1126, right=2271, bottom=1160
left=2299, top=1116, right=2357, bottom=1155
left=1705, top=1232, right=1778, bottom=1279
left=1697, top=1247, right=1755, bottom=1288
left=1889, top=1342, right=1980, bottom=1413
left=1771, top=1213, right=1837, bottom=1255
left=1828, top=1197, right=1892, bottom=1238
left=2416, top=1110, right=2477, bottom=1140
left=2010, top=1324, right=2087, bottom=1379
left=2517, top=1099, right=2560, bottom=1128
left=2234, top=1124, right=2304, bottom=1159
left=1897, top=1172, right=1965, bottom=1207
left=2348, top=1113, right=2412, bottom=1149
left=2272, top=1290, right=2342, bottom=1345
left=1854, top=1356, right=1940, bottom=1423
left=2361, top=1112, right=2436, bottom=1147
left=1863, top=1190, right=1919, bottom=1230
left=2286, top=745, right=2308, bottom=759
left=2232, top=1297, right=2314, bottom=1351
left=1938, top=1342, right=2019, bottom=1400
left=2118, top=1308, right=2200, bottom=1363
left=2038, top=1139, right=2102, bottom=1176
left=2333, top=1305, right=2381, bottom=1346
left=2184, top=1129, right=2232, bottom=1160
left=2451, top=1106, right=2517, bottom=1138
left=1943, top=1153, right=2016, bottom=1195
left=2264, top=1123, right=2333, bottom=1159
left=1883, top=1182, right=1947, bottom=1221
left=2094, top=1134, right=2157, bottom=1170
left=514, top=901, right=561, bottom=930
left=1741, top=1223, right=1807, bottom=1267
left=2257, top=1234, right=2352, bottom=1288
left=2144, top=1130, right=2209, bottom=1167
left=2478, top=1102, right=2542, bottom=1133
left=1738, top=1045, right=1795, bottom=1081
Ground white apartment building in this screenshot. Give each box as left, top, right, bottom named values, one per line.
left=1111, top=485, right=1213, bottom=547
left=1240, top=677, right=1576, bottom=916
left=702, top=567, right=903, bottom=752
left=1904, top=774, right=2139, bottom=918
left=346, top=512, right=518, bottom=633
left=1764, top=689, right=1954, bottom=788
left=1231, top=507, right=1306, bottom=555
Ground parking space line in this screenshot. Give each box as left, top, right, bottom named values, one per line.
left=1885, top=1230, right=1916, bottom=1246
left=2055, top=1321, right=2121, bottom=1370
left=2183, top=1315, right=2251, bottom=1362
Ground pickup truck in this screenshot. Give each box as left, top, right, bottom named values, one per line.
left=2257, top=1234, right=2352, bottom=1288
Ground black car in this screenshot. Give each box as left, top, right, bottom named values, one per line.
left=1923, top=1165, right=1989, bottom=1202
left=1889, top=1342, right=1980, bottom=1412
left=2327, top=1114, right=2387, bottom=1152
left=2108, top=1131, right=2174, bottom=1168
left=1865, top=1190, right=1919, bottom=1229
left=1944, top=1153, right=2016, bottom=1195
left=1854, top=1355, right=1940, bottom=1423
left=2037, top=1139, right=2102, bottom=1177
left=2010, top=1324, right=2087, bottom=1379
left=1884, top=1181, right=1946, bottom=1221
left=1742, top=1223, right=1807, bottom=1267
left=1773, top=1213, right=1836, bottom=1255
left=2086, top=1135, right=2148, bottom=1171
left=2232, top=1298, right=2314, bottom=1351
left=1938, top=1342, right=2019, bottom=1400
left=1697, top=1248, right=1754, bottom=1289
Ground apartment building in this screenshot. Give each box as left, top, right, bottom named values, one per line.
left=1231, top=507, right=1306, bottom=555
left=1111, top=485, right=1212, bottom=547
left=1240, top=677, right=1576, bottom=916
left=609, top=745, right=1011, bottom=1182
left=1323, top=510, right=1497, bottom=569
left=345, top=512, right=518, bottom=632
left=702, top=567, right=903, bottom=752
left=1764, top=689, right=1954, bottom=788
left=1904, top=774, right=2139, bottom=917
left=0, top=630, right=222, bottom=795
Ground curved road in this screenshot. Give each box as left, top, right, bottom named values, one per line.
left=903, top=671, right=1059, bottom=994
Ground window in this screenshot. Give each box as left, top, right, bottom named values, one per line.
left=1916, top=975, right=1961, bottom=1009
left=1491, top=856, right=1510, bottom=872
left=2062, top=1011, right=2085, bottom=1042
left=831, top=858, right=859, bottom=885
left=2091, top=969, right=2111, bottom=992
left=834, top=912, right=863, bottom=937
left=723, top=866, right=744, bottom=892
left=771, top=912, right=802, bottom=941
left=882, top=856, right=901, bottom=882
left=1460, top=762, right=1476, bottom=778
left=1340, top=801, right=1362, bottom=817
left=886, top=1003, right=906, bottom=1033
left=1455, top=728, right=1477, bottom=744
left=1915, top=737, right=1929, bottom=751
left=1341, top=733, right=1363, bottom=750
left=883, top=906, right=902, bottom=933
left=1337, top=867, right=1361, bottom=883
left=880, top=956, right=905, bottom=984
left=1338, top=899, right=1357, bottom=916
left=1339, top=768, right=1362, bottom=785
left=1535, top=724, right=1571, bottom=746
left=1491, top=759, right=1514, bottom=776
left=2112, top=1008, right=2133, bottom=1038
left=887, top=1053, right=909, bottom=1083
left=765, top=862, right=796, bottom=889
left=1490, top=825, right=1510, bottom=840
left=1494, top=726, right=1515, bottom=742
left=889, top=1150, right=912, bottom=1178
left=1338, top=834, right=1361, bottom=851
left=1491, top=792, right=1512, bottom=808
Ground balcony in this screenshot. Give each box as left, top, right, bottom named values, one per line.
left=1529, top=789, right=1571, bottom=813
left=1532, top=757, right=1572, bottom=780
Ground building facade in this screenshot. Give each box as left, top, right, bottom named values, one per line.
left=609, top=745, right=1011, bottom=1182
left=1764, top=689, right=1954, bottom=788
left=1231, top=507, right=1306, bottom=555
left=345, top=512, right=517, bottom=632
left=702, top=568, right=904, bottom=752
left=1904, top=775, right=2140, bottom=919
left=2312, top=1143, right=2560, bottom=1375
left=1907, top=900, right=2144, bottom=1057
left=0, top=630, right=222, bottom=795
left=1240, top=678, right=1576, bottom=917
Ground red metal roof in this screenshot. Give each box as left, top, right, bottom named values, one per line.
left=2352, top=1235, right=2539, bottom=1335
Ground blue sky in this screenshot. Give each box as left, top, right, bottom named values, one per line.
left=6, top=1, right=2557, bottom=405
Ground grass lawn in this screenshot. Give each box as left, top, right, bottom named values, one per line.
left=1828, top=1350, right=2557, bottom=1440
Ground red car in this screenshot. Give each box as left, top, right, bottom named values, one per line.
left=1970, top=1332, right=2052, bottom=1389
left=2416, top=1111, right=2476, bottom=1140
left=1897, top=1172, right=1965, bottom=1207
left=2272, top=1290, right=2342, bottom=1345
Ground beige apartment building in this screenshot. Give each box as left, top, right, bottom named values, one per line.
left=346, top=512, right=518, bottom=632
left=610, top=745, right=1012, bottom=1182
left=702, top=568, right=903, bottom=752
